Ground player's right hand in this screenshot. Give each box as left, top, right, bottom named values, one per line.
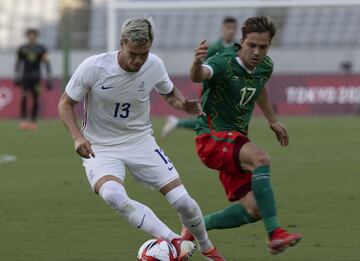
left=74, top=137, right=95, bottom=159
left=194, top=39, right=209, bottom=64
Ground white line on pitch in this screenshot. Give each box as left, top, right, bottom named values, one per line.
left=0, top=154, right=17, bottom=164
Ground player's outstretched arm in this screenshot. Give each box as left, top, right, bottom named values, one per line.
left=57, top=93, right=95, bottom=158
left=41, top=52, right=53, bottom=90
left=161, top=87, right=204, bottom=115
left=14, top=48, right=23, bottom=86
left=256, top=88, right=289, bottom=147
left=190, top=40, right=212, bottom=82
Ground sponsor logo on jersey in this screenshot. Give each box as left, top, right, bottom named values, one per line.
left=101, top=85, right=115, bottom=90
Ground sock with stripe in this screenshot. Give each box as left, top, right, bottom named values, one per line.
left=252, top=165, right=280, bottom=235
left=100, top=181, right=179, bottom=241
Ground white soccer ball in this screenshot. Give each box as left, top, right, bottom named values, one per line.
left=137, top=239, right=178, bottom=261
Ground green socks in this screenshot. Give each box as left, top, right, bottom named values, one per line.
left=177, top=118, right=198, bottom=130
left=204, top=204, right=257, bottom=230
left=252, top=165, right=280, bottom=234
left=204, top=165, right=280, bottom=235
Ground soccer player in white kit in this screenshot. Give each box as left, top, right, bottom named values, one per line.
left=57, top=18, right=225, bottom=261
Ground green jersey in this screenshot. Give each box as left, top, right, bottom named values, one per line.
left=207, top=38, right=237, bottom=58
left=196, top=47, right=273, bottom=136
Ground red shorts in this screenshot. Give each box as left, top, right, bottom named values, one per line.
left=195, top=131, right=252, bottom=202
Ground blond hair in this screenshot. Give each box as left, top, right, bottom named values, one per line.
left=121, top=17, right=154, bottom=46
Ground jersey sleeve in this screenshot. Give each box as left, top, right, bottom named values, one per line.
left=15, top=47, right=24, bottom=77
left=65, top=57, right=97, bottom=102
left=16, top=46, right=24, bottom=60
left=154, top=57, right=174, bottom=95
left=203, top=54, right=227, bottom=81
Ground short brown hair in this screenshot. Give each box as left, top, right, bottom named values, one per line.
left=241, top=16, right=276, bottom=40
left=25, top=28, right=39, bottom=36
left=223, top=16, right=237, bottom=25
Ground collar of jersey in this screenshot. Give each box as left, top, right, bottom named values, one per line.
left=236, top=57, right=255, bottom=74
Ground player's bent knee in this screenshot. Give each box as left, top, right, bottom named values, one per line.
left=94, top=175, right=124, bottom=194
left=99, top=180, right=130, bottom=212
left=164, top=185, right=197, bottom=215
left=246, top=206, right=261, bottom=220
left=173, top=195, right=197, bottom=215
left=253, top=150, right=270, bottom=168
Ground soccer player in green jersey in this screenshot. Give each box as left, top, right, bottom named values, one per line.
left=182, top=16, right=303, bottom=255
left=161, top=17, right=238, bottom=138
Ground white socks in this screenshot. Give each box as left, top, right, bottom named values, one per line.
left=166, top=185, right=214, bottom=253
left=99, top=181, right=214, bottom=253
left=99, top=181, right=179, bottom=241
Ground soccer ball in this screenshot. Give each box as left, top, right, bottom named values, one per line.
left=137, top=239, right=178, bottom=261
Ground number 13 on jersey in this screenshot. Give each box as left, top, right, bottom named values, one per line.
left=114, top=102, right=131, bottom=118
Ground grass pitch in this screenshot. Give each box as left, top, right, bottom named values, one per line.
left=0, top=116, right=359, bottom=261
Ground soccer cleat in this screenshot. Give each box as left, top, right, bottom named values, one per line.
left=202, top=247, right=226, bottom=261
left=161, top=115, right=179, bottom=138
left=267, top=228, right=303, bottom=255
left=181, top=226, right=195, bottom=242
left=171, top=238, right=196, bottom=261
left=18, top=121, right=29, bottom=130
left=180, top=227, right=225, bottom=260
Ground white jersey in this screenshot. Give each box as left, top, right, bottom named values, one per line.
left=65, top=52, right=174, bottom=145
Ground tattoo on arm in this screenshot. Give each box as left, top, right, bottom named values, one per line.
left=161, top=87, right=186, bottom=111
left=162, top=89, right=176, bottom=103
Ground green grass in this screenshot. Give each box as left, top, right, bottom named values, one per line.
left=0, top=116, right=359, bottom=261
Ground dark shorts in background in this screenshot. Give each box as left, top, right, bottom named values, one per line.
left=22, top=78, right=40, bottom=93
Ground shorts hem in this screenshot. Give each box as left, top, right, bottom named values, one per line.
left=155, top=175, right=180, bottom=191
left=228, top=183, right=252, bottom=202
left=89, top=173, right=125, bottom=193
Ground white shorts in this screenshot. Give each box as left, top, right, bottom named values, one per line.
left=82, top=134, right=180, bottom=191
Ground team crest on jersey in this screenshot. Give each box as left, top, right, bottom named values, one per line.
left=137, top=81, right=145, bottom=91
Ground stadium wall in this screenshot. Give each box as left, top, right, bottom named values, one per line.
left=1, top=74, right=360, bottom=119
left=0, top=48, right=359, bottom=77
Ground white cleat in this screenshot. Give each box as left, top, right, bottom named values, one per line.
left=161, top=115, right=179, bottom=138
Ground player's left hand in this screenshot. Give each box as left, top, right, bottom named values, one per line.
left=184, top=99, right=205, bottom=116
left=270, top=121, right=289, bottom=147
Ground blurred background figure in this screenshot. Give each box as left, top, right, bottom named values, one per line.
left=207, top=16, right=238, bottom=57
left=14, top=28, right=53, bottom=130
left=161, top=16, right=238, bottom=138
